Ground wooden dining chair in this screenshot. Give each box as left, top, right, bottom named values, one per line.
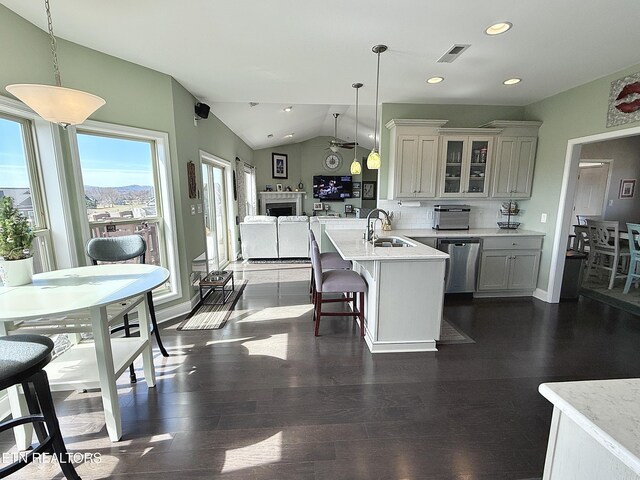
left=623, top=223, right=640, bottom=294
left=585, top=220, right=630, bottom=289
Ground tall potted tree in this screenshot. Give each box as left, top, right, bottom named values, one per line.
left=0, top=197, right=36, bottom=286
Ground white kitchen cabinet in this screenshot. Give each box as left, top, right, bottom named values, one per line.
left=439, top=134, right=496, bottom=198
left=386, top=119, right=447, bottom=200
left=393, top=134, right=439, bottom=198
left=477, top=235, right=542, bottom=295
left=483, top=121, right=542, bottom=199
left=492, top=136, right=537, bottom=198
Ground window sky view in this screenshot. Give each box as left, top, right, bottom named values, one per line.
left=77, top=133, right=154, bottom=188
left=0, top=117, right=29, bottom=188
left=0, top=117, right=155, bottom=189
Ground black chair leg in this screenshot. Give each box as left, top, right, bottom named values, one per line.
left=21, top=380, right=48, bottom=445
left=147, top=292, right=169, bottom=357
left=31, top=371, right=81, bottom=480
left=123, top=314, right=137, bottom=384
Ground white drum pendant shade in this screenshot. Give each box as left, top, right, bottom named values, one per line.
left=6, top=84, right=106, bottom=128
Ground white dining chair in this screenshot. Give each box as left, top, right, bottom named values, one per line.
left=623, top=223, right=640, bottom=294
left=585, top=220, right=630, bottom=289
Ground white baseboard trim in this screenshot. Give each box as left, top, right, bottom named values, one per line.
left=534, top=288, right=551, bottom=303
left=155, top=293, right=200, bottom=325
left=364, top=333, right=437, bottom=353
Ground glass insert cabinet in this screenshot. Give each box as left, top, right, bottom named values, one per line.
left=440, top=136, right=495, bottom=197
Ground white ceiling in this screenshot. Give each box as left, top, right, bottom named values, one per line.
left=4, top=0, right=640, bottom=150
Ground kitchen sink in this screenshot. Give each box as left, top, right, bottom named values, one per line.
left=372, top=236, right=415, bottom=248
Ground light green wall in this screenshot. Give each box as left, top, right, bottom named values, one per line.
left=522, top=63, right=640, bottom=291
left=253, top=136, right=370, bottom=216
left=378, top=103, right=526, bottom=198
left=0, top=6, right=254, bottom=309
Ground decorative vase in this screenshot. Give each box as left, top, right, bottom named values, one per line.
left=0, top=257, right=34, bottom=286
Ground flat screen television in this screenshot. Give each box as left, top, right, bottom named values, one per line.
left=313, top=175, right=353, bottom=201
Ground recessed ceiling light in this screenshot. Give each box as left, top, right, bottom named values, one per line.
left=283, top=106, right=293, bottom=112
left=426, top=77, right=444, bottom=84
left=503, top=78, right=522, bottom=85
left=485, top=22, right=512, bottom=35
left=285, top=133, right=294, bottom=138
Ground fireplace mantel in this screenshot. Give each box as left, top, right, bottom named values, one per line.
left=259, top=191, right=306, bottom=215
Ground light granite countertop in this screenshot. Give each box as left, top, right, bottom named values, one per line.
left=539, top=379, right=640, bottom=474
left=325, top=229, right=448, bottom=261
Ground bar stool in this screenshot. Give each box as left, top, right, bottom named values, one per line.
left=308, top=230, right=352, bottom=294
left=0, top=335, right=80, bottom=479
left=87, top=235, right=170, bottom=384
left=310, top=243, right=367, bottom=337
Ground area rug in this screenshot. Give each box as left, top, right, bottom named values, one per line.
left=581, top=279, right=640, bottom=316
left=438, top=318, right=475, bottom=344
left=247, top=258, right=310, bottom=264
left=177, top=280, right=248, bottom=330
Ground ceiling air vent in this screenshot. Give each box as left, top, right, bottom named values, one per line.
left=437, top=44, right=471, bottom=63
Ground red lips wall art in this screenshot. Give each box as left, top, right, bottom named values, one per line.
left=615, top=82, right=640, bottom=114
left=607, top=72, right=640, bottom=127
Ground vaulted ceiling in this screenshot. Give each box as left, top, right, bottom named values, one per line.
left=4, top=0, right=640, bottom=150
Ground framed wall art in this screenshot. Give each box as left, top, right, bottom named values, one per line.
left=619, top=179, right=636, bottom=199
left=272, top=153, right=288, bottom=179
left=362, top=181, right=377, bottom=200
left=607, top=72, right=640, bottom=128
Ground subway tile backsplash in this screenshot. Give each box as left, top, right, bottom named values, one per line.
left=378, top=199, right=507, bottom=230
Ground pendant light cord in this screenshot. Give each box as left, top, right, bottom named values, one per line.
left=45, top=0, right=62, bottom=87
left=373, top=51, right=380, bottom=151
left=355, top=87, right=359, bottom=154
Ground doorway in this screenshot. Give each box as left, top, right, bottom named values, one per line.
left=571, top=161, right=612, bottom=219
left=201, top=153, right=232, bottom=270
left=548, top=126, right=640, bottom=303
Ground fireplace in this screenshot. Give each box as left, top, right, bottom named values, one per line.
left=259, top=191, right=305, bottom=216
left=266, top=203, right=295, bottom=217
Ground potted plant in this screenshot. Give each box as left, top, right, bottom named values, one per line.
left=0, top=197, right=36, bottom=286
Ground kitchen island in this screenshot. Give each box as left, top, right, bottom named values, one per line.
left=325, top=229, right=448, bottom=353
left=539, top=379, right=640, bottom=479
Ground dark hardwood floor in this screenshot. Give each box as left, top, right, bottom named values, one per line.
left=3, top=262, right=640, bottom=479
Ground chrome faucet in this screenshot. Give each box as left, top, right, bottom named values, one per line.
left=366, top=208, right=391, bottom=242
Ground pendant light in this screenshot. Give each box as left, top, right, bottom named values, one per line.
left=6, top=0, right=106, bottom=128
left=350, top=82, right=363, bottom=175
left=367, top=44, right=387, bottom=170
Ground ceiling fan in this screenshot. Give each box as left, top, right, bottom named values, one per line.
left=328, top=113, right=355, bottom=152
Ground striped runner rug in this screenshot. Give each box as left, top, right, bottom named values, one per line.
left=177, top=280, right=248, bottom=330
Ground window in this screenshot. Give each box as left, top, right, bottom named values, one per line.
left=71, top=123, right=180, bottom=302
left=76, top=133, right=163, bottom=266
left=0, top=114, right=53, bottom=275
left=244, top=164, right=257, bottom=216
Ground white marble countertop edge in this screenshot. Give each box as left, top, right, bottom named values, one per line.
left=539, top=381, right=640, bottom=475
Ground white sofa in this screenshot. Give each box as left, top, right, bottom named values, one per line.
left=277, top=216, right=309, bottom=258
left=240, top=215, right=278, bottom=259
left=240, top=215, right=311, bottom=259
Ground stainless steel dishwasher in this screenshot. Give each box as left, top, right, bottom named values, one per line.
left=436, top=238, right=481, bottom=293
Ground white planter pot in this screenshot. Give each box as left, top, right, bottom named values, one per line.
left=0, top=257, right=34, bottom=286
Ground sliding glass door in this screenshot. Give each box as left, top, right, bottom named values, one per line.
left=202, top=158, right=231, bottom=270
